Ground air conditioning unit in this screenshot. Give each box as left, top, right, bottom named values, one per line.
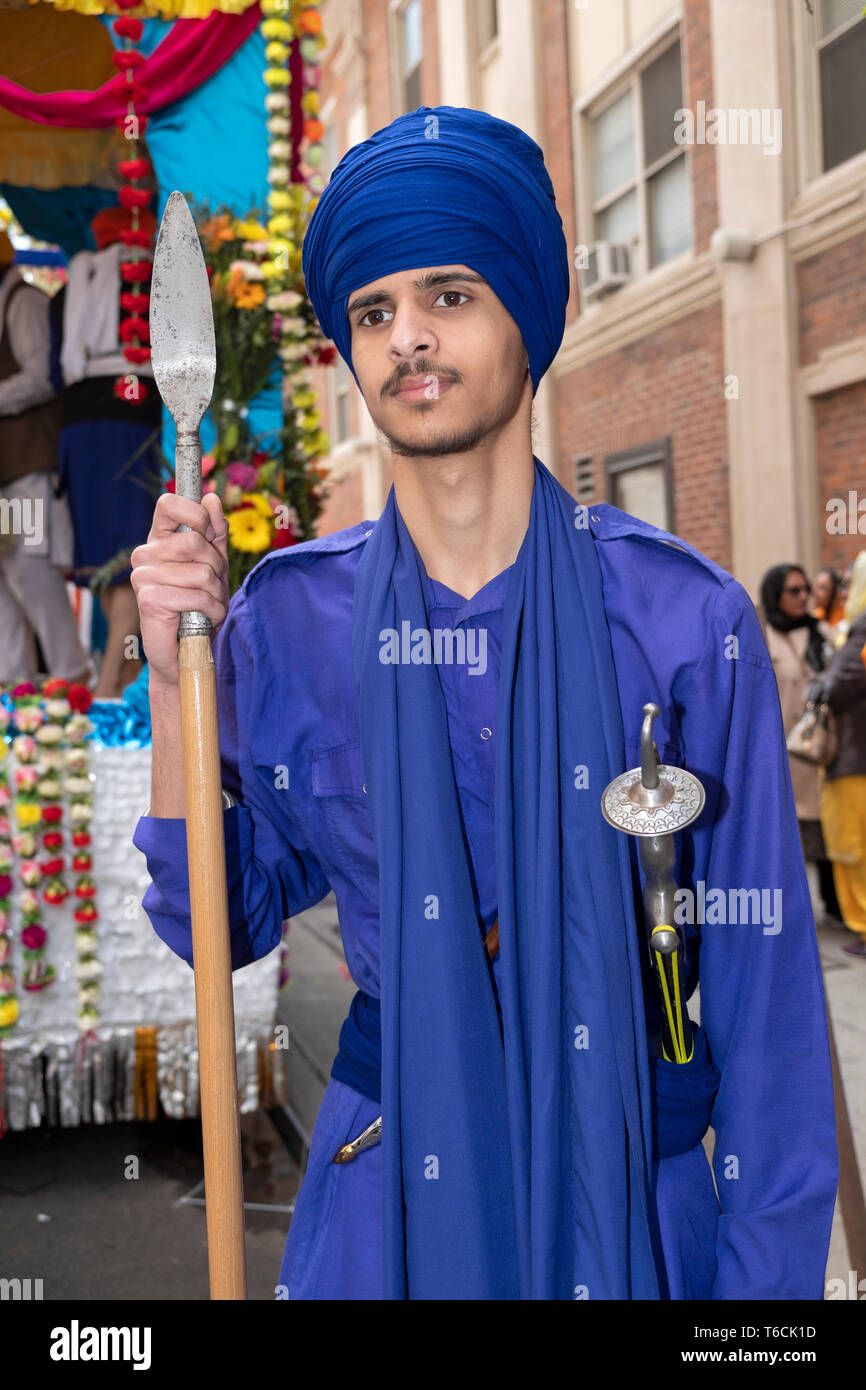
left=577, top=241, right=632, bottom=301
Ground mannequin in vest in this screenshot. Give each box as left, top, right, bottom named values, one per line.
left=0, top=229, right=90, bottom=685
left=50, top=206, right=159, bottom=699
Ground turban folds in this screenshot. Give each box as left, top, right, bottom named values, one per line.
left=302, top=105, right=571, bottom=396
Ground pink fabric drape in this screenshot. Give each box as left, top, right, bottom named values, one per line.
left=0, top=4, right=262, bottom=129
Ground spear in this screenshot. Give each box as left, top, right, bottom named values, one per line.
left=149, top=190, right=247, bottom=1299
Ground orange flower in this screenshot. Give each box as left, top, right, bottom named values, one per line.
left=304, top=118, right=324, bottom=143
left=200, top=212, right=235, bottom=248
left=225, top=265, right=246, bottom=301
left=299, top=9, right=322, bottom=34
left=235, top=283, right=266, bottom=311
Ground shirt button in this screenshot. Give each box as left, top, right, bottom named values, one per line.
left=362, top=783, right=367, bottom=794
left=364, top=530, right=372, bottom=538
left=480, top=728, right=493, bottom=740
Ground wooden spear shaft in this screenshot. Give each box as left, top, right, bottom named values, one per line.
left=150, top=191, right=247, bottom=1298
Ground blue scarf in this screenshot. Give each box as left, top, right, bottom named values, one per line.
left=352, top=457, right=665, bottom=1299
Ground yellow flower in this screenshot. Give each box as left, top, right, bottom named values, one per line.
left=261, top=18, right=293, bottom=40
left=228, top=508, right=272, bottom=554
left=15, top=802, right=41, bottom=827
left=0, top=740, right=6, bottom=762
left=234, top=219, right=270, bottom=241
left=240, top=492, right=274, bottom=519
left=265, top=40, right=289, bottom=62
left=0, top=997, right=18, bottom=1029
left=267, top=214, right=292, bottom=238
left=264, top=67, right=290, bottom=87
left=235, top=283, right=266, bottom=311
left=268, top=190, right=292, bottom=211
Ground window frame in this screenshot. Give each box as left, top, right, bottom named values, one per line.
left=603, top=436, right=674, bottom=532
left=577, top=28, right=692, bottom=286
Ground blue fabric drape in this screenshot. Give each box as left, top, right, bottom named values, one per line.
left=351, top=456, right=664, bottom=1300
left=0, top=185, right=118, bottom=258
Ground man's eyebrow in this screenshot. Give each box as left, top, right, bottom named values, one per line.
left=346, top=271, right=488, bottom=321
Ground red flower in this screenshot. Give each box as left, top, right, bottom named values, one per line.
left=120, top=261, right=152, bottom=284
left=73, top=831, right=91, bottom=847
left=119, top=186, right=153, bottom=211
left=74, top=905, right=99, bottom=923
left=111, top=50, right=145, bottom=72
left=41, top=858, right=64, bottom=876
left=42, top=832, right=63, bottom=850
left=21, top=924, right=46, bottom=950
left=43, top=678, right=69, bottom=697
left=75, top=884, right=97, bottom=899
left=119, top=228, right=152, bottom=249
left=164, top=479, right=176, bottom=494
left=119, top=316, right=150, bottom=343
left=118, top=157, right=151, bottom=180
left=272, top=526, right=296, bottom=549
left=11, top=682, right=37, bottom=698
left=114, top=113, right=149, bottom=134
left=73, top=855, right=93, bottom=872
left=0, top=874, right=12, bottom=898
left=120, top=292, right=150, bottom=313
left=68, top=685, right=93, bottom=714
left=123, top=346, right=152, bottom=365
left=114, top=377, right=149, bottom=404
left=114, top=0, right=144, bottom=11
left=41, top=806, right=63, bottom=824
left=43, top=885, right=69, bottom=904
left=316, top=345, right=338, bottom=367
left=112, top=15, right=144, bottom=39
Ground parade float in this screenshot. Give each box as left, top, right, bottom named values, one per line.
left=0, top=0, right=334, bottom=1132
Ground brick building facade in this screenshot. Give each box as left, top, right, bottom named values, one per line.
left=308, top=0, right=866, bottom=601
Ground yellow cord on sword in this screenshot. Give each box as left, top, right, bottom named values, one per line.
left=652, top=925, right=694, bottom=1064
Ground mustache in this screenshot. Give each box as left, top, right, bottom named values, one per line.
left=386, top=364, right=461, bottom=395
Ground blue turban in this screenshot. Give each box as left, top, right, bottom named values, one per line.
left=302, top=105, right=571, bottom=396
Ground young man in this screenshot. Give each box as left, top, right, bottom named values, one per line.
left=132, top=106, right=837, bottom=1300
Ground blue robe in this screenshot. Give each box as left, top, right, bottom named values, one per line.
left=132, top=495, right=837, bottom=1300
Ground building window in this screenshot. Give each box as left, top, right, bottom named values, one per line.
left=816, top=0, right=866, bottom=172
left=588, top=39, right=690, bottom=275
left=475, top=0, right=498, bottom=55
left=604, top=438, right=673, bottom=531
left=399, top=0, right=423, bottom=113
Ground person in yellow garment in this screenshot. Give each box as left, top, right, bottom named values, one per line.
left=812, top=551, right=866, bottom=956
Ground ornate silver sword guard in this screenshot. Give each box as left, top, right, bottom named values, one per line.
left=601, top=702, right=706, bottom=1064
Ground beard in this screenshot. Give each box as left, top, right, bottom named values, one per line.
left=379, top=411, right=493, bottom=459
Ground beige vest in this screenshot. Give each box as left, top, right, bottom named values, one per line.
left=0, top=278, right=62, bottom=487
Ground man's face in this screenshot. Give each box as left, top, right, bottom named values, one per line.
left=346, top=264, right=531, bottom=458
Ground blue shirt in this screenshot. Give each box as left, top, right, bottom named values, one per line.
left=132, top=502, right=837, bottom=1300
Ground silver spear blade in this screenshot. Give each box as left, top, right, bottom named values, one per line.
left=149, top=190, right=217, bottom=638
left=149, top=190, right=216, bottom=440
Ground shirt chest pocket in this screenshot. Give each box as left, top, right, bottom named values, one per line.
left=311, top=740, right=379, bottom=902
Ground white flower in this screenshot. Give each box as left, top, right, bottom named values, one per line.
left=39, top=749, right=64, bottom=771
left=77, top=1005, right=100, bottom=1031
left=268, top=139, right=290, bottom=162
left=266, top=116, right=290, bottom=136
left=36, top=779, right=62, bottom=799
left=64, top=776, right=94, bottom=797
left=78, top=983, right=100, bottom=1006
left=278, top=343, right=306, bottom=361
left=64, top=749, right=88, bottom=772
left=75, top=958, right=103, bottom=982
left=69, top=803, right=93, bottom=824
left=45, top=699, right=70, bottom=719
left=229, top=259, right=265, bottom=282
left=279, top=315, right=307, bottom=336
left=265, top=93, right=290, bottom=112
left=35, top=723, right=64, bottom=745
left=267, top=164, right=290, bottom=185
left=75, top=929, right=98, bottom=951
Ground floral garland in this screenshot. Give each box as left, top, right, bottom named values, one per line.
left=111, top=2, right=155, bottom=407
left=0, top=739, right=16, bottom=1038
left=261, top=0, right=331, bottom=473
left=0, top=681, right=97, bottom=1035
